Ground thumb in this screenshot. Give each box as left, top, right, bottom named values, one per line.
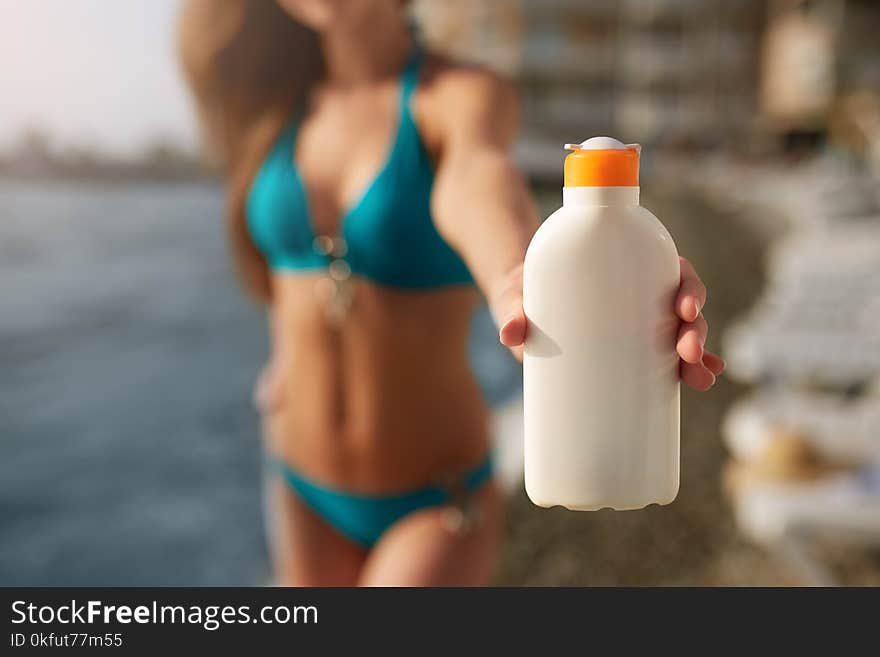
left=499, top=309, right=527, bottom=348
left=489, top=265, right=527, bottom=348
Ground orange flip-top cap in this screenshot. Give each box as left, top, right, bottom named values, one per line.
left=564, top=139, right=640, bottom=187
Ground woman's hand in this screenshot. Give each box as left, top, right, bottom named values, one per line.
left=672, top=257, right=725, bottom=390
left=423, top=68, right=723, bottom=391
left=497, top=256, right=725, bottom=391
left=253, top=360, right=283, bottom=413
left=493, top=263, right=528, bottom=362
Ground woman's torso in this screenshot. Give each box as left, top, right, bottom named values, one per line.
left=246, top=49, right=491, bottom=492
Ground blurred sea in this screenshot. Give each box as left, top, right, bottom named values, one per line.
left=0, top=178, right=520, bottom=585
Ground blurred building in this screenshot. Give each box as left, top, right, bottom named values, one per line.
left=837, top=1, right=880, bottom=94
left=414, top=0, right=766, bottom=177
left=760, top=0, right=880, bottom=158
left=760, top=0, right=839, bottom=140
left=415, top=0, right=880, bottom=175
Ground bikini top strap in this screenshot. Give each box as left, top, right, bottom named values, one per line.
left=400, top=45, right=424, bottom=108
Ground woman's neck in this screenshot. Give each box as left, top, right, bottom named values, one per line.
left=320, top=10, right=412, bottom=85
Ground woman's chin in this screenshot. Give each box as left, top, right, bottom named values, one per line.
left=275, top=0, right=353, bottom=31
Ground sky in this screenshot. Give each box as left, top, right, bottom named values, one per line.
left=0, top=0, right=198, bottom=157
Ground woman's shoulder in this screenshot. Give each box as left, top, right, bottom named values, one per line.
left=415, top=52, right=520, bottom=147
left=419, top=52, right=518, bottom=112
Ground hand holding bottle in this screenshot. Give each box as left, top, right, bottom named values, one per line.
left=512, top=136, right=725, bottom=510
left=496, top=255, right=725, bottom=390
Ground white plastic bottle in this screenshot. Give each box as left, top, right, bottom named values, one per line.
left=523, top=137, right=681, bottom=511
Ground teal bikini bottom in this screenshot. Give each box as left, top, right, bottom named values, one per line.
left=265, top=454, right=494, bottom=549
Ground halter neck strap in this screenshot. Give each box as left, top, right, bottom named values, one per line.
left=401, top=44, right=424, bottom=102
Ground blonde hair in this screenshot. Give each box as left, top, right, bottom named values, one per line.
left=178, top=0, right=324, bottom=301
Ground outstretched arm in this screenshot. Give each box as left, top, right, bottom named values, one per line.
left=429, top=69, right=724, bottom=388
left=429, top=70, right=537, bottom=360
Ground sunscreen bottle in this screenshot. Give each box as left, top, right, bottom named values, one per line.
left=523, top=137, right=681, bottom=511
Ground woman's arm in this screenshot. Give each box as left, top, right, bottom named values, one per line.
left=429, top=69, right=724, bottom=389
left=429, top=70, right=537, bottom=360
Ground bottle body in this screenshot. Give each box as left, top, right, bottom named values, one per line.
left=523, top=187, right=681, bottom=510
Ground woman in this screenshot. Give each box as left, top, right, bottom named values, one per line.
left=179, top=0, right=724, bottom=586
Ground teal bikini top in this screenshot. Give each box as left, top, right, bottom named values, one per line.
left=246, top=48, right=474, bottom=290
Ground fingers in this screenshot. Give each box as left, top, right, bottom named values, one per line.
left=680, top=360, right=715, bottom=391
left=499, top=310, right=527, bottom=349
left=491, top=264, right=528, bottom=353
left=676, top=314, right=708, bottom=364
left=680, top=350, right=725, bottom=391
left=675, top=257, right=718, bottom=392
left=253, top=362, right=282, bottom=412
left=254, top=378, right=271, bottom=411
left=493, top=259, right=722, bottom=382
left=676, top=257, right=707, bottom=322
left=702, top=350, right=726, bottom=376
